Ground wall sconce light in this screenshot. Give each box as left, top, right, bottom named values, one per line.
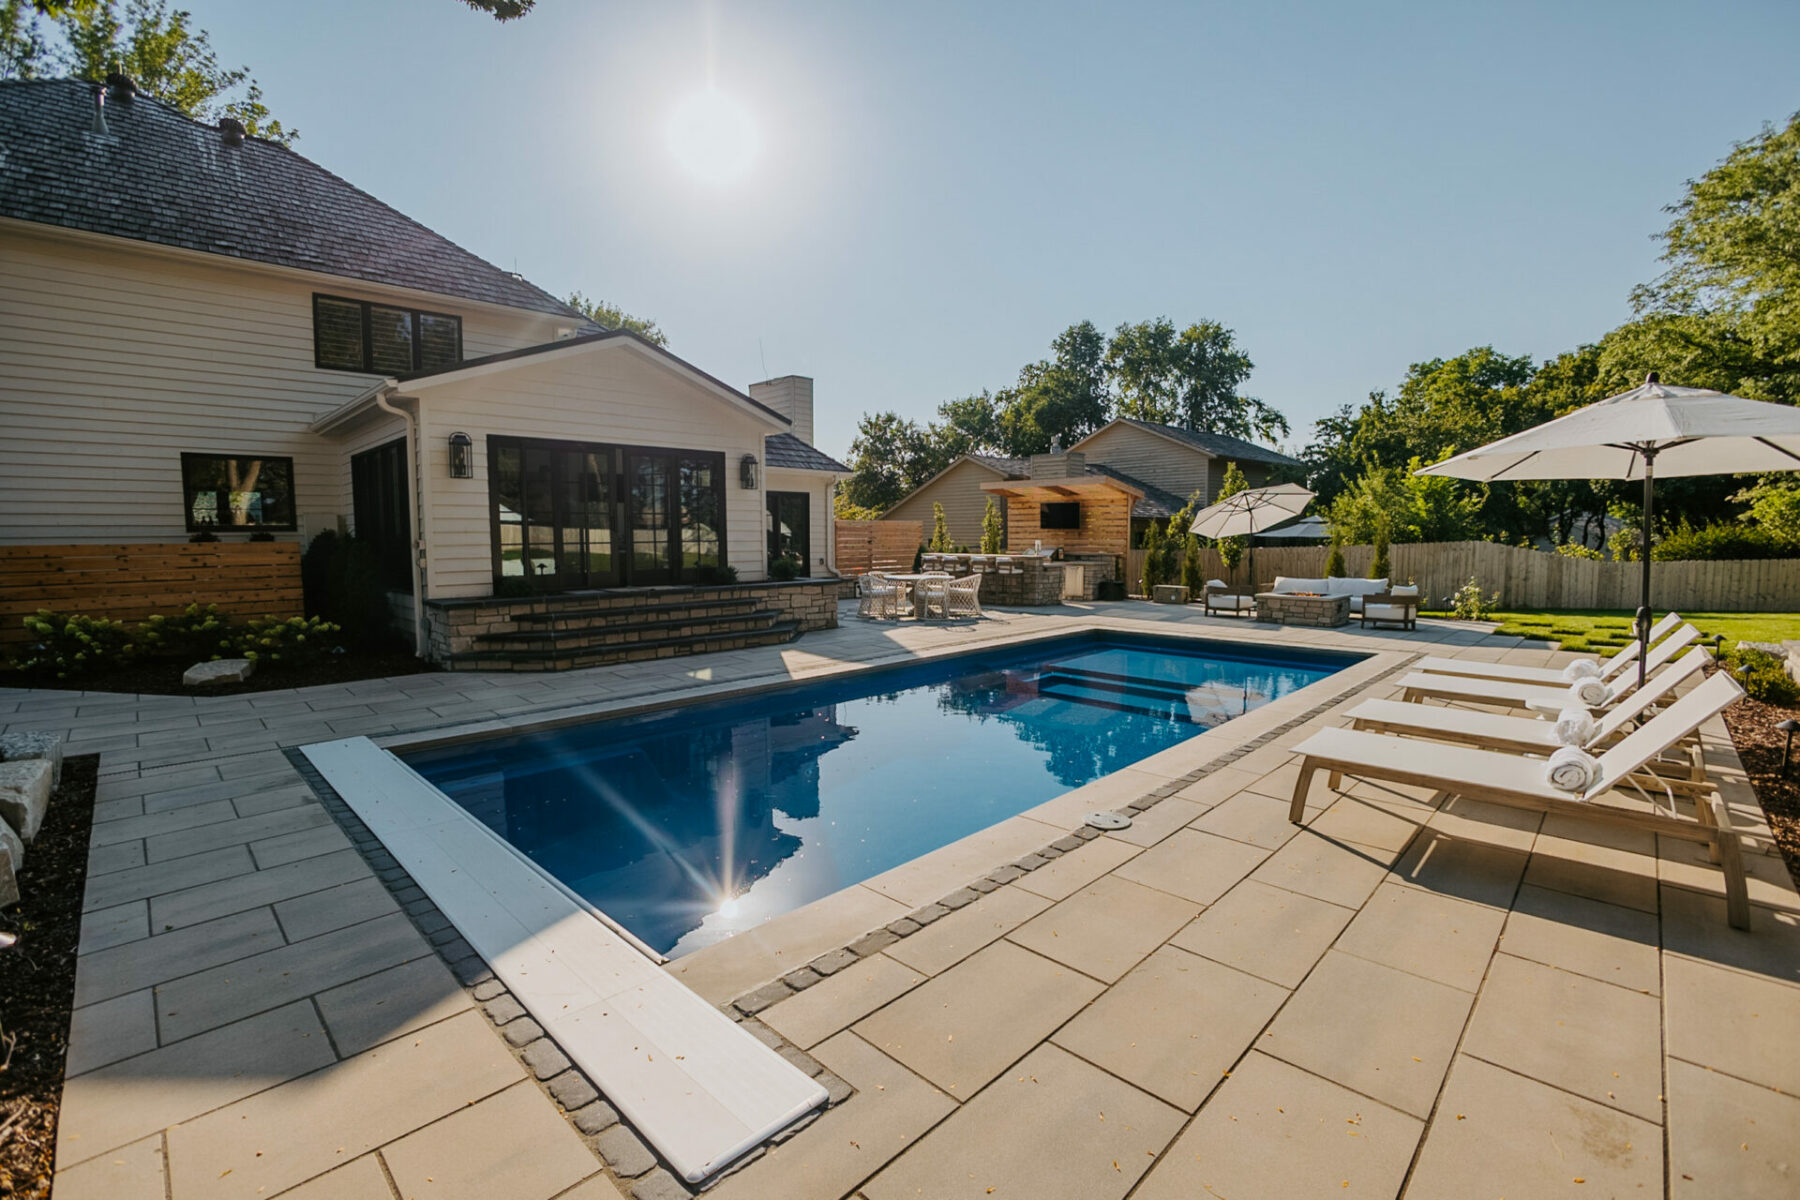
left=739, top=453, right=759, bottom=490
left=448, top=432, right=473, bottom=479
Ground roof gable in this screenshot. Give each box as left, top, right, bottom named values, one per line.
left=765, top=432, right=850, bottom=474
left=1074, top=417, right=1303, bottom=469
left=0, top=80, right=583, bottom=319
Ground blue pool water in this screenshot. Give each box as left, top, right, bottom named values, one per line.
left=403, top=633, right=1347, bottom=957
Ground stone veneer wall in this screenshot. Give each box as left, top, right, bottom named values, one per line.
left=419, top=579, right=841, bottom=665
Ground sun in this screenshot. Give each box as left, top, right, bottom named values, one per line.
left=666, top=88, right=758, bottom=186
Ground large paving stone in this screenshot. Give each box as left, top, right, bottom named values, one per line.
left=1408, top=1054, right=1662, bottom=1199
left=0, top=758, right=52, bottom=841
left=863, top=1043, right=1183, bottom=1200
left=382, top=1081, right=597, bottom=1200
left=1249, top=828, right=1391, bottom=909
left=74, top=906, right=283, bottom=1006
left=1168, top=878, right=1353, bottom=988
left=1008, top=873, right=1200, bottom=983
left=884, top=885, right=1050, bottom=976
left=51, top=1132, right=166, bottom=1200
left=164, top=1009, right=522, bottom=1200
left=1132, top=1050, right=1422, bottom=1200
left=64, top=989, right=157, bottom=1076
left=1334, top=882, right=1505, bottom=992
left=1260, top=949, right=1472, bottom=1119
left=1111, top=828, right=1268, bottom=906
left=267, top=1156, right=396, bottom=1200
left=1052, top=944, right=1287, bottom=1111
left=760, top=953, right=924, bottom=1050
left=1389, top=829, right=1528, bottom=909
left=854, top=939, right=1102, bottom=1097
left=1460, top=952, right=1663, bottom=1122
left=1011, top=836, right=1140, bottom=901
left=1667, top=1057, right=1800, bottom=1199
left=314, top=954, right=474, bottom=1057
left=709, top=1030, right=954, bottom=1200
left=1187, top=788, right=1306, bottom=850
left=1660, top=884, right=1800, bottom=985
left=1664, top=954, right=1800, bottom=1096
left=1498, top=883, right=1661, bottom=995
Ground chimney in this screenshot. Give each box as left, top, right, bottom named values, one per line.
left=749, top=376, right=814, bottom=445
left=89, top=83, right=108, bottom=136
left=1028, top=449, right=1085, bottom=479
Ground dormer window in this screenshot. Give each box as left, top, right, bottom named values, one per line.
left=314, top=294, right=461, bottom=374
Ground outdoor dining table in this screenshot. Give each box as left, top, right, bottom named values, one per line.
left=880, top=573, right=946, bottom=619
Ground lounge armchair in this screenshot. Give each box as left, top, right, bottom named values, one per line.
left=1399, top=627, right=1699, bottom=710
left=1359, top=585, right=1420, bottom=630
left=859, top=571, right=909, bottom=620
left=914, top=572, right=952, bottom=620
left=1203, top=580, right=1256, bottom=617
left=1289, top=671, right=1752, bottom=927
left=945, top=571, right=984, bottom=618
left=1412, top=613, right=1690, bottom=685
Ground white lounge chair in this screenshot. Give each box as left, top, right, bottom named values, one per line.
left=1396, top=630, right=1699, bottom=711
left=1290, top=671, right=1752, bottom=927
left=945, top=571, right=984, bottom=618
left=1412, top=613, right=1691, bottom=685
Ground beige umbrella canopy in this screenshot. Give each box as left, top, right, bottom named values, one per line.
left=1417, top=372, right=1800, bottom=680
left=1189, top=483, right=1315, bottom=588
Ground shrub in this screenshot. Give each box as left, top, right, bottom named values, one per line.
left=1369, top=517, right=1391, bottom=581
left=768, top=552, right=803, bottom=581
left=1608, top=527, right=1641, bottom=562
left=232, top=615, right=343, bottom=669
left=1323, top=531, right=1346, bottom=579
left=1449, top=577, right=1500, bottom=621
left=1181, top=532, right=1204, bottom=597
left=303, top=532, right=393, bottom=648
left=1651, top=520, right=1791, bottom=562
left=1725, top=646, right=1800, bottom=706
left=689, top=563, right=739, bottom=586
left=980, top=496, right=1004, bottom=554
left=1140, top=521, right=1165, bottom=595
left=929, top=502, right=950, bottom=553
left=15, top=610, right=136, bottom=679
left=137, top=603, right=235, bottom=661
left=1555, top=543, right=1604, bottom=560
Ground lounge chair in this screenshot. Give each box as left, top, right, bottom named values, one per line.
left=1203, top=580, right=1256, bottom=617
left=1411, top=613, right=1690, bottom=684
left=1290, top=671, right=1752, bottom=927
left=859, top=571, right=906, bottom=620
left=945, top=571, right=984, bottom=618
left=914, top=572, right=952, bottom=620
left=1396, top=629, right=1699, bottom=711
left=1359, top=585, right=1420, bottom=631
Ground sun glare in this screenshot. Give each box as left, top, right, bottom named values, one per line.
left=667, top=87, right=759, bottom=186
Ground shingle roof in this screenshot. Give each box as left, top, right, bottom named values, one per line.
left=968, top=453, right=1029, bottom=477
left=1112, top=418, right=1303, bottom=469
left=1080, top=462, right=1189, bottom=519
left=764, top=432, right=849, bottom=473
left=0, top=79, right=585, bottom=319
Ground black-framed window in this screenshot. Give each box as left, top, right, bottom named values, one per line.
left=314, top=294, right=461, bottom=374
left=767, top=491, right=810, bottom=568
left=181, top=453, right=296, bottom=531
left=352, top=438, right=413, bottom=592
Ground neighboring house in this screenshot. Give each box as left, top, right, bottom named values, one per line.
left=0, top=79, right=848, bottom=655
left=880, top=418, right=1301, bottom=547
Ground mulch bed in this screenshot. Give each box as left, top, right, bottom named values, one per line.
left=0, top=754, right=98, bottom=1199
left=1721, top=694, right=1800, bottom=889
left=1, top=651, right=437, bottom=697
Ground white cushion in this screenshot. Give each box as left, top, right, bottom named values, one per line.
left=1328, top=576, right=1388, bottom=597
left=1272, top=577, right=1328, bottom=594
left=1365, top=603, right=1411, bottom=621
left=1214, top=594, right=1255, bottom=610
left=1391, top=585, right=1420, bottom=598
left=1206, top=579, right=1227, bottom=589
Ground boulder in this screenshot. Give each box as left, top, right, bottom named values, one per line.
left=183, top=658, right=256, bottom=688
left=0, top=819, right=20, bottom=908
left=0, top=759, right=51, bottom=842
left=0, top=730, right=64, bottom=788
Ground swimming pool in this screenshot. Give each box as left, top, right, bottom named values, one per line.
left=402, top=632, right=1348, bottom=957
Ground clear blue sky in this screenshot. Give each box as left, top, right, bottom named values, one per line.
left=197, top=0, right=1799, bottom=459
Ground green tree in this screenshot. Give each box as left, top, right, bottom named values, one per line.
left=929, top=502, right=949, bottom=552
left=1180, top=532, right=1203, bottom=596
left=841, top=412, right=933, bottom=511
left=1139, top=520, right=1164, bottom=595
left=979, top=495, right=1004, bottom=554
left=1213, top=462, right=1250, bottom=579
left=1107, top=318, right=1286, bottom=440
left=997, top=321, right=1114, bottom=455
left=565, top=292, right=666, bottom=345
left=1, top=0, right=47, bottom=78
left=461, top=0, right=533, bottom=17
left=1323, top=530, right=1346, bottom=578
left=1369, top=516, right=1391, bottom=581
left=56, top=0, right=295, bottom=143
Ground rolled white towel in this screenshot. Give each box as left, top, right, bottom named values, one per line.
left=1546, top=745, right=1601, bottom=794
left=1554, top=707, right=1596, bottom=747
left=1566, top=677, right=1609, bottom=708
left=1560, top=659, right=1602, bottom=683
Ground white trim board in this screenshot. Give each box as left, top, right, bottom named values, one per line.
left=299, top=737, right=826, bottom=1183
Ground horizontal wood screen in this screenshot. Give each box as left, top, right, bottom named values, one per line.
left=835, top=520, right=922, bottom=575
left=0, top=542, right=304, bottom=649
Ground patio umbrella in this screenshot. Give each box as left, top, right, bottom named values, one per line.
left=1416, top=372, right=1800, bottom=683
left=1189, top=482, right=1315, bottom=590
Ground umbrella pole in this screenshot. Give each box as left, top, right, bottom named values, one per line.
left=1637, top=450, right=1656, bottom=688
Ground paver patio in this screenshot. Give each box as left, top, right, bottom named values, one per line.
left=8, top=599, right=1798, bottom=1199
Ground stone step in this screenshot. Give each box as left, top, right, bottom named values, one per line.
left=444, top=622, right=804, bottom=672
left=508, top=596, right=768, bottom=628
left=473, top=609, right=784, bottom=652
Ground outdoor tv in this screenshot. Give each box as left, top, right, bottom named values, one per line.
left=1039, top=502, right=1081, bottom=530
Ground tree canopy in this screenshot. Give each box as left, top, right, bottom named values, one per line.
left=565, top=292, right=666, bottom=346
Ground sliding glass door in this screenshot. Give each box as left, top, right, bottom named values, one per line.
left=490, top=437, right=724, bottom=590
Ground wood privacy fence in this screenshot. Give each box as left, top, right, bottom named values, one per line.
left=835, top=520, right=922, bottom=575
left=0, top=542, right=305, bottom=649
left=1129, top=540, right=1800, bottom=612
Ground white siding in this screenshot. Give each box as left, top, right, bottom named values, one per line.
left=411, top=344, right=782, bottom=597
left=1077, top=424, right=1212, bottom=504
left=765, top=467, right=837, bottom=576
left=0, top=225, right=566, bottom=545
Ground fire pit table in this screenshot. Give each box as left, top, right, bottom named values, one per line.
left=1255, top=591, right=1351, bottom=627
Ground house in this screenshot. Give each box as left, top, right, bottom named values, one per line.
left=0, top=79, right=849, bottom=664
left=881, top=417, right=1302, bottom=549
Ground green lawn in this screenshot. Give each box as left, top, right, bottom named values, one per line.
left=1420, top=608, right=1800, bottom=654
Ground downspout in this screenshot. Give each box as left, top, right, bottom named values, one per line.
left=375, top=389, right=428, bottom=658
